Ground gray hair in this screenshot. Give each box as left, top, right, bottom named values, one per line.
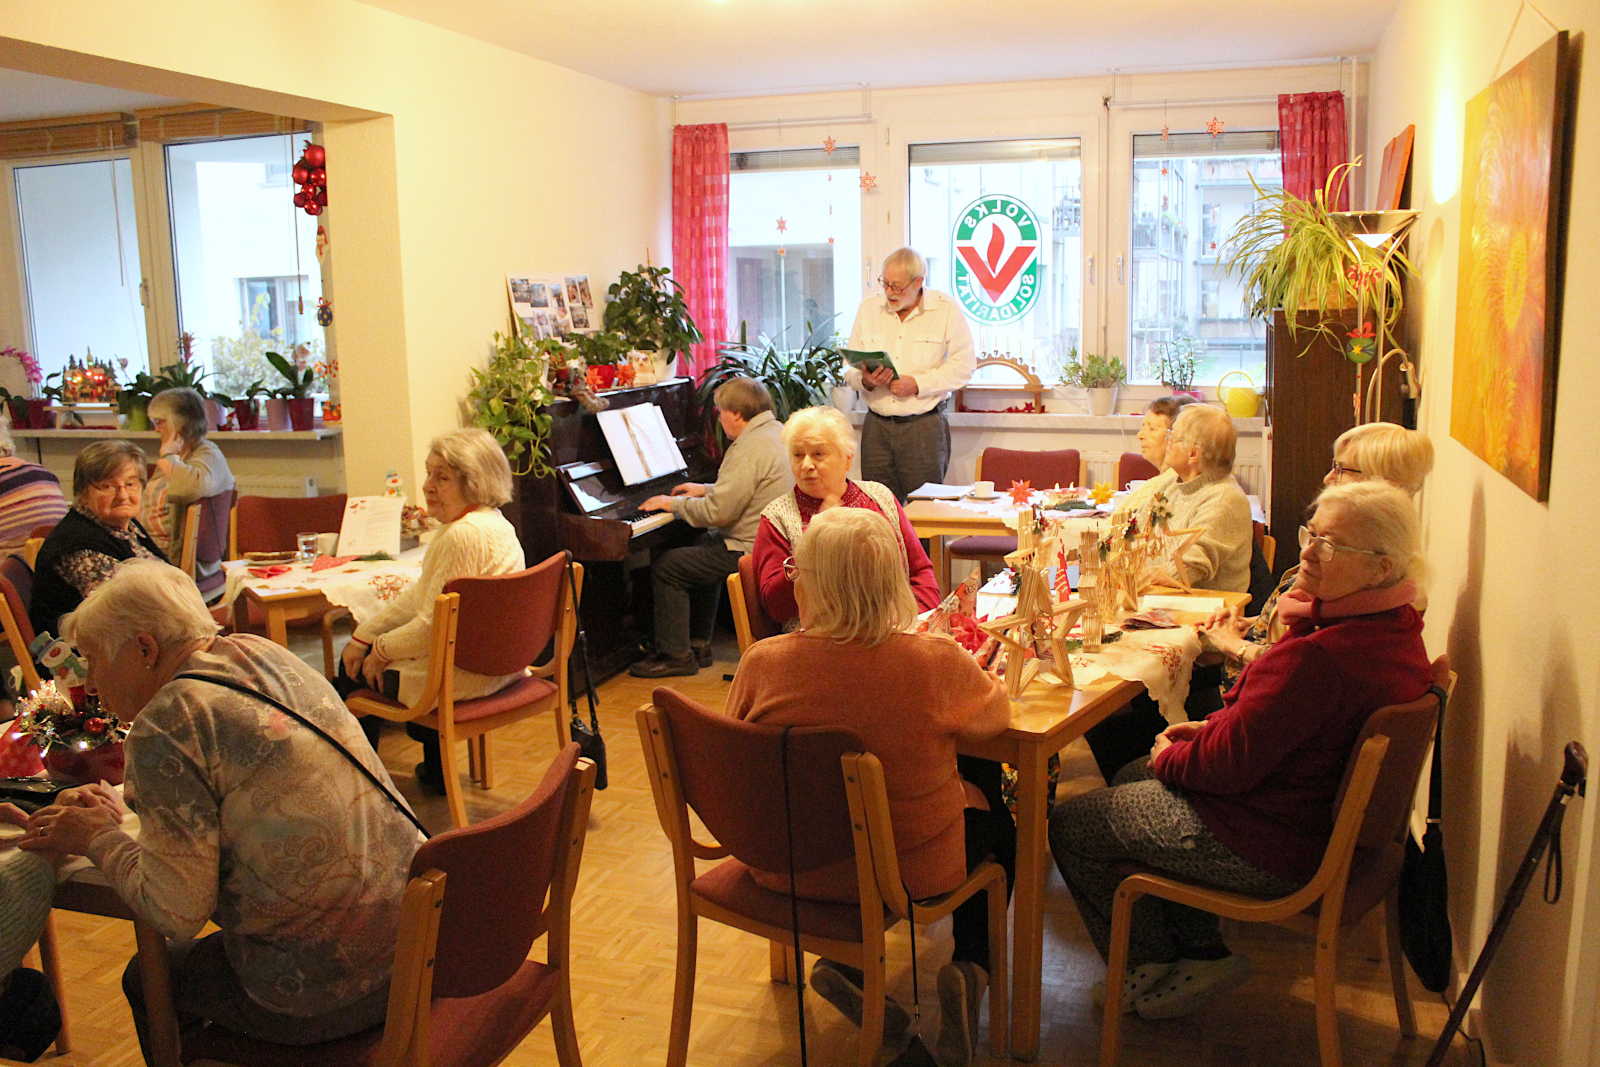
left=1171, top=403, right=1236, bottom=475
left=781, top=406, right=856, bottom=462
left=429, top=427, right=513, bottom=508
left=72, top=441, right=148, bottom=507
left=795, top=506, right=916, bottom=647
left=1313, top=481, right=1426, bottom=589
left=148, top=387, right=209, bottom=444
left=713, top=376, right=773, bottom=420
left=64, top=559, right=219, bottom=656
left=882, top=247, right=926, bottom=284
left=1332, top=423, right=1435, bottom=496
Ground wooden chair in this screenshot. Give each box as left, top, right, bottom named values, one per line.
left=178, top=487, right=236, bottom=591
left=345, top=553, right=581, bottom=828
left=230, top=492, right=348, bottom=560
left=638, top=688, right=1009, bottom=1067
left=26, top=523, right=56, bottom=541
left=949, top=447, right=1085, bottom=573
left=1116, top=452, right=1160, bottom=490
left=1099, top=656, right=1456, bottom=1067
left=150, top=743, right=597, bottom=1067
left=21, top=537, right=43, bottom=569
left=726, top=553, right=778, bottom=655
left=0, top=556, right=42, bottom=693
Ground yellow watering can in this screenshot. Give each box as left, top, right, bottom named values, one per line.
left=1217, top=370, right=1260, bottom=418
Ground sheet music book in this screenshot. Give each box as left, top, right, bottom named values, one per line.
left=336, top=496, right=405, bottom=557
left=597, top=404, right=688, bottom=486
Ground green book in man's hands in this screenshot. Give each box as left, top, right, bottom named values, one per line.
left=843, top=348, right=899, bottom=380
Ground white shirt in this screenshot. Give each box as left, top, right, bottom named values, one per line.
left=842, top=288, right=976, bottom=417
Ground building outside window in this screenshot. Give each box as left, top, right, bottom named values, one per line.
left=727, top=146, right=861, bottom=348
left=1128, top=131, right=1282, bottom=386
left=907, top=138, right=1082, bottom=382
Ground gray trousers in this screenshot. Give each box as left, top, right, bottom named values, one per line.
left=860, top=408, right=951, bottom=504
left=123, top=932, right=390, bottom=1064
left=651, top=532, right=742, bottom=657
left=1048, top=759, right=1302, bottom=967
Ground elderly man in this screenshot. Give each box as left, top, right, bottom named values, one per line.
left=630, top=377, right=791, bottom=678
left=1150, top=403, right=1252, bottom=593
left=843, top=247, right=976, bottom=503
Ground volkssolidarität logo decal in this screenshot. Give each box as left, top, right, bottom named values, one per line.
left=952, top=194, right=1042, bottom=324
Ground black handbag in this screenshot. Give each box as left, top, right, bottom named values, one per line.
left=565, top=556, right=607, bottom=790
left=1398, top=683, right=1453, bottom=992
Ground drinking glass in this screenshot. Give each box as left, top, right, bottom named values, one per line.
left=297, top=531, right=318, bottom=561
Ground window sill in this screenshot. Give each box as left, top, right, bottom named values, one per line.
left=12, top=426, right=343, bottom=441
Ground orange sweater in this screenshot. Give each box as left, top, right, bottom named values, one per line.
left=727, top=630, right=1010, bottom=901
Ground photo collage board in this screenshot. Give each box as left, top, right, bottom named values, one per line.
left=507, top=273, right=598, bottom=341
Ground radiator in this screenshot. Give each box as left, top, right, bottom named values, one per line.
left=234, top=474, right=318, bottom=497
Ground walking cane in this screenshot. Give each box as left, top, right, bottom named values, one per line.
left=1426, top=741, right=1587, bottom=1067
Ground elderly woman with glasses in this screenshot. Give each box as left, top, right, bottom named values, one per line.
left=30, top=441, right=168, bottom=637
left=752, top=405, right=940, bottom=626
left=140, top=387, right=235, bottom=596
left=1049, top=481, right=1432, bottom=1021
left=731, top=506, right=1012, bottom=1067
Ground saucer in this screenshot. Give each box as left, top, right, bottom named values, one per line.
left=966, top=491, right=1002, bottom=500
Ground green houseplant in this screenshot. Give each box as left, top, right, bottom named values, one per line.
left=1059, top=349, right=1126, bottom=417
left=1156, top=338, right=1200, bottom=396
left=264, top=350, right=318, bottom=431
left=115, top=371, right=159, bottom=431
left=604, top=265, right=703, bottom=374
left=467, top=330, right=559, bottom=477
left=695, top=318, right=842, bottom=453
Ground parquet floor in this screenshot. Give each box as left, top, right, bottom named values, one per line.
left=34, top=624, right=1476, bottom=1066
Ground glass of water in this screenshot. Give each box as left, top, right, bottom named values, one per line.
left=297, top=531, right=319, bottom=562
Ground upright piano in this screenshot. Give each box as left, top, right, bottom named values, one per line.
left=505, top=378, right=715, bottom=679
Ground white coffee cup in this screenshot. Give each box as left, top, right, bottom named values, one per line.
left=316, top=532, right=339, bottom=556
left=973, top=480, right=995, bottom=497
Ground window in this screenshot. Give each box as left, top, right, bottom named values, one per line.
left=166, top=133, right=324, bottom=396
left=13, top=158, right=147, bottom=379
left=908, top=139, right=1082, bottom=381
left=727, top=146, right=862, bottom=347
left=1127, top=132, right=1282, bottom=386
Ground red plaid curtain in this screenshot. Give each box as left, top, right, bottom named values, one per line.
left=1279, top=92, right=1349, bottom=208
left=671, top=123, right=729, bottom=378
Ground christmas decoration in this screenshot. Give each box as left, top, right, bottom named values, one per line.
left=315, top=224, right=328, bottom=261
left=316, top=298, right=333, bottom=327
left=1161, top=124, right=1170, bottom=141
left=776, top=217, right=788, bottom=233
left=822, top=136, right=837, bottom=154
left=1206, top=116, right=1225, bottom=138
left=860, top=173, right=877, bottom=191
left=1006, top=480, right=1034, bottom=505
left=292, top=140, right=328, bottom=217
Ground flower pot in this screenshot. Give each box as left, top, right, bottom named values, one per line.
left=26, top=398, right=51, bottom=429
left=233, top=399, right=260, bottom=431
left=6, top=397, right=31, bottom=429
left=830, top=385, right=856, bottom=413
left=263, top=398, right=292, bottom=431
left=286, top=397, right=316, bottom=431
left=207, top=398, right=229, bottom=432
left=591, top=365, right=617, bottom=390
left=1086, top=387, right=1119, bottom=417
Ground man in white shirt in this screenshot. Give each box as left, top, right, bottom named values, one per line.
left=843, top=247, right=976, bottom=502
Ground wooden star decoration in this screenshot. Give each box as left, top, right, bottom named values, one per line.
left=978, top=595, right=1089, bottom=695
left=1207, top=116, right=1225, bottom=138
left=860, top=173, right=877, bottom=191
left=1007, top=480, right=1034, bottom=505
left=1152, top=525, right=1207, bottom=593
left=1090, top=481, right=1115, bottom=505
left=822, top=136, right=837, bottom=154
left=776, top=217, right=788, bottom=233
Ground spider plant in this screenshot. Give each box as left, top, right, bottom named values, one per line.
left=695, top=317, right=842, bottom=454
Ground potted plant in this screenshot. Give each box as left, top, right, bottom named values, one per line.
left=696, top=318, right=842, bottom=453
left=0, top=386, right=29, bottom=430
left=1156, top=338, right=1200, bottom=398
left=116, top=371, right=159, bottom=431
left=264, top=351, right=318, bottom=431
left=1059, top=349, right=1126, bottom=416
left=466, top=330, right=558, bottom=476
left=38, top=372, right=67, bottom=428
left=571, top=331, right=632, bottom=389
left=0, top=346, right=41, bottom=427
left=235, top=379, right=270, bottom=430
left=603, top=265, right=703, bottom=378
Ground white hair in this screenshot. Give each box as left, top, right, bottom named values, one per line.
left=64, top=559, right=218, bottom=655
left=1332, top=423, right=1435, bottom=496
left=429, top=427, right=513, bottom=508
left=1171, top=403, right=1237, bottom=475
left=882, top=247, right=926, bottom=283
left=796, top=506, right=916, bottom=647
left=1313, top=481, right=1427, bottom=589
left=781, top=406, right=856, bottom=461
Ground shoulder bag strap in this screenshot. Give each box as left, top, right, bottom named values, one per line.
left=175, top=672, right=429, bottom=839
left=1425, top=683, right=1449, bottom=825
left=564, top=553, right=601, bottom=735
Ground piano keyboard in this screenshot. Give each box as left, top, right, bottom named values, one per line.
left=629, top=512, right=677, bottom=536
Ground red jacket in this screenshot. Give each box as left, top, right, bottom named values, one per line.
left=1149, top=604, right=1431, bottom=883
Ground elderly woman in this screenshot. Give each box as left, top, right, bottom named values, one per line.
left=1049, top=482, right=1432, bottom=1020
left=1117, top=395, right=1197, bottom=511
left=753, top=405, right=939, bottom=625
left=141, top=388, right=235, bottom=594
left=0, top=415, right=67, bottom=559
left=336, top=427, right=525, bottom=794
left=12, top=561, right=420, bottom=1061
left=1145, top=403, right=1252, bottom=593
left=730, top=507, right=1012, bottom=1067
left=1202, top=422, right=1435, bottom=666
left=30, top=441, right=167, bottom=638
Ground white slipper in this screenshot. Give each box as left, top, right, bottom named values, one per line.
left=1091, top=961, right=1177, bottom=1014
left=1133, top=954, right=1252, bottom=1020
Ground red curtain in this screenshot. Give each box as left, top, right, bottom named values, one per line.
left=671, top=123, right=729, bottom=379
left=1279, top=92, right=1349, bottom=209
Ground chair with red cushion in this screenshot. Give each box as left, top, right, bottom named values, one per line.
left=157, top=742, right=597, bottom=1067
left=948, top=447, right=1084, bottom=573
left=1116, top=452, right=1161, bottom=490
left=227, top=493, right=350, bottom=673
left=638, top=688, right=1009, bottom=1067
left=726, top=553, right=778, bottom=655
left=345, top=552, right=581, bottom=828
left=0, top=556, right=41, bottom=694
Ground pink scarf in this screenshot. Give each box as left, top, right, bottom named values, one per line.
left=1276, top=578, right=1419, bottom=626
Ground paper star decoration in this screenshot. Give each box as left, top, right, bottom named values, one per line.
left=777, top=246, right=786, bottom=257
left=1161, top=124, right=1170, bottom=141
left=1090, top=482, right=1115, bottom=505
left=827, top=236, right=835, bottom=244
left=822, top=136, right=837, bottom=154
left=1007, top=480, right=1034, bottom=505
left=860, top=173, right=877, bottom=190
left=776, top=217, right=787, bottom=233
left=1207, top=116, right=1225, bottom=138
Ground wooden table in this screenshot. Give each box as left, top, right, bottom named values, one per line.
left=225, top=550, right=425, bottom=649
left=903, top=498, right=1019, bottom=595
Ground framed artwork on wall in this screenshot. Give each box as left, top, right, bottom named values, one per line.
left=1449, top=31, right=1572, bottom=502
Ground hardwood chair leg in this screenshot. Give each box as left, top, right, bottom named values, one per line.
left=769, top=940, right=800, bottom=984
left=477, top=735, right=494, bottom=790
left=37, top=913, right=70, bottom=1054
left=1313, top=922, right=1344, bottom=1067
left=549, top=971, right=583, bottom=1067
left=467, top=737, right=482, bottom=785
left=860, top=945, right=886, bottom=1067
left=1100, top=882, right=1138, bottom=1067
left=134, top=920, right=182, bottom=1067
left=438, top=718, right=469, bottom=829
left=1383, top=893, right=1417, bottom=1037
left=555, top=704, right=571, bottom=747
left=667, top=907, right=699, bottom=1067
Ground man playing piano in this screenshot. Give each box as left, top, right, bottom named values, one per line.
left=629, top=376, right=791, bottom=678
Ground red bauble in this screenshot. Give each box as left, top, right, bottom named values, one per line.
left=304, top=143, right=326, bottom=168
left=306, top=202, right=323, bottom=216
left=310, top=168, right=326, bottom=187
left=292, top=164, right=309, bottom=184
left=315, top=187, right=328, bottom=206
left=293, top=190, right=308, bottom=207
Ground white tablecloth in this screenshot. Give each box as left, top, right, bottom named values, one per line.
left=223, top=547, right=426, bottom=626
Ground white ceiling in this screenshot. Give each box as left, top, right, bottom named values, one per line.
left=0, top=69, right=182, bottom=124
left=354, top=0, right=1403, bottom=97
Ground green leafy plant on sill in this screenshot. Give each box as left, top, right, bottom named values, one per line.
left=209, top=314, right=325, bottom=399
left=604, top=264, right=703, bottom=365
left=571, top=331, right=631, bottom=367
left=695, top=318, right=842, bottom=454
left=155, top=332, right=209, bottom=394
left=1221, top=160, right=1413, bottom=356
left=1058, top=349, right=1126, bottom=389
left=1156, top=338, right=1199, bottom=393
left=264, top=350, right=318, bottom=399
left=467, top=330, right=559, bottom=477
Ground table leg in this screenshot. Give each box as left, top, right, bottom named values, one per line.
left=1010, top=739, right=1050, bottom=1061
left=932, top=534, right=952, bottom=596
left=265, top=604, right=289, bottom=648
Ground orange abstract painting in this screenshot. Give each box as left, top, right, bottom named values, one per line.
left=1450, top=31, right=1570, bottom=501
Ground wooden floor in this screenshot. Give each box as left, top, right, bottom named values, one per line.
left=35, top=624, right=1476, bottom=1067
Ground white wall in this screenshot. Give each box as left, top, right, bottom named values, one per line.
left=1367, top=1, right=1599, bottom=1063
left=0, top=0, right=672, bottom=493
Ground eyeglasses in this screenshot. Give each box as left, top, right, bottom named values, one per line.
left=781, top=556, right=804, bottom=581
left=90, top=478, right=143, bottom=499
left=877, top=276, right=920, bottom=295
left=1298, top=527, right=1387, bottom=563
left=1329, top=461, right=1364, bottom=478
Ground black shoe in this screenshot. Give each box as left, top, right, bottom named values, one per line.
left=414, top=760, right=446, bottom=796
left=691, top=642, right=714, bottom=668
left=629, top=653, right=699, bottom=679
